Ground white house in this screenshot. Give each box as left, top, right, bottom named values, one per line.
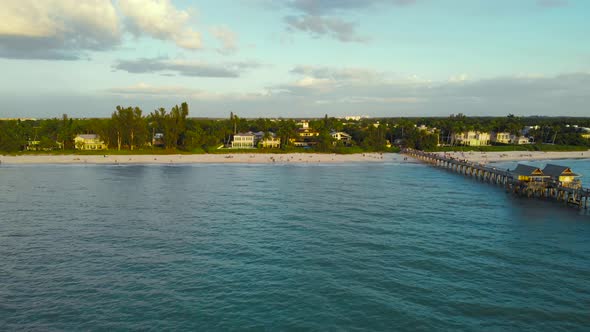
left=453, top=131, right=490, bottom=146
left=254, top=131, right=281, bottom=148
left=231, top=132, right=256, bottom=148
left=74, top=134, right=107, bottom=150
left=512, top=136, right=531, bottom=145
left=331, top=131, right=352, bottom=145
left=491, top=132, right=511, bottom=144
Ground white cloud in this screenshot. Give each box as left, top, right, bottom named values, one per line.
left=449, top=74, right=469, bottom=83
left=106, top=82, right=268, bottom=101
left=113, top=57, right=260, bottom=77
left=286, top=0, right=418, bottom=15
left=278, top=0, right=417, bottom=42
left=315, top=96, right=422, bottom=104
left=284, top=15, right=368, bottom=43
left=35, top=72, right=590, bottom=118
left=291, top=65, right=382, bottom=82
left=118, top=0, right=202, bottom=49
left=0, top=0, right=120, bottom=59
left=0, top=0, right=245, bottom=59
left=209, top=26, right=238, bottom=55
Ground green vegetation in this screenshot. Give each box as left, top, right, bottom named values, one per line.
left=1, top=107, right=589, bottom=154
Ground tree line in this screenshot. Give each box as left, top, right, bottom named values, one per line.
left=1, top=108, right=589, bottom=153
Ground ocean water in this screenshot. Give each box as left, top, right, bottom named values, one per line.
left=1, top=159, right=590, bottom=331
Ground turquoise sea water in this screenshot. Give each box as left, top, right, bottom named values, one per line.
left=1, top=159, right=590, bottom=330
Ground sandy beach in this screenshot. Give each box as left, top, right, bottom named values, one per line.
left=2, top=150, right=589, bottom=165
left=0, top=153, right=402, bottom=165
left=435, top=150, right=590, bottom=164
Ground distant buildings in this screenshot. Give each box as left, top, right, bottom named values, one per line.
left=74, top=134, right=107, bottom=150
left=340, top=115, right=369, bottom=121
left=0, top=118, right=37, bottom=121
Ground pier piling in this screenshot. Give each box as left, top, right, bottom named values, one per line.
left=403, top=149, right=589, bottom=210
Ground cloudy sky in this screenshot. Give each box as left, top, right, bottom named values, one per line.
left=1, top=0, right=589, bottom=118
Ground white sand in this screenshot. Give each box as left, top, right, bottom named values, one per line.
left=435, top=150, right=590, bottom=164
left=3, top=150, right=589, bottom=165
left=0, top=153, right=403, bottom=165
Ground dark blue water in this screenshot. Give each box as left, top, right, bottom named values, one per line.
left=2, top=159, right=590, bottom=331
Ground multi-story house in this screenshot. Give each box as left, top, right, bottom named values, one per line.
left=453, top=131, right=490, bottom=146
left=231, top=132, right=256, bottom=149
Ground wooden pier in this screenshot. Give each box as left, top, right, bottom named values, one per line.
left=403, top=149, right=590, bottom=210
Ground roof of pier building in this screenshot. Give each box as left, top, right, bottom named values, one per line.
left=511, top=164, right=548, bottom=178
left=542, top=164, right=580, bottom=178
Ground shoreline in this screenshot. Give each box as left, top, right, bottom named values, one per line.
left=433, top=150, right=590, bottom=164
left=1, top=150, right=589, bottom=165
left=0, top=153, right=398, bottom=165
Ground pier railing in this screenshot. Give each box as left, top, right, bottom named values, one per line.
left=403, top=148, right=589, bottom=210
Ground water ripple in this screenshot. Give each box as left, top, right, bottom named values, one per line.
left=1, top=161, right=590, bottom=330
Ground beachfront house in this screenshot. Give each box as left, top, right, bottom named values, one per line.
left=74, top=134, right=107, bottom=150
left=297, top=120, right=319, bottom=138
left=26, top=139, right=62, bottom=151
left=291, top=120, right=319, bottom=147
left=453, top=131, right=491, bottom=146
left=491, top=132, right=530, bottom=145
left=331, top=131, right=352, bottom=146
left=491, top=132, right=511, bottom=144
left=510, top=164, right=549, bottom=182
left=152, top=133, right=165, bottom=147
left=254, top=131, right=281, bottom=149
left=231, top=132, right=256, bottom=149
left=25, top=140, right=41, bottom=151
left=522, top=125, right=540, bottom=135
left=417, top=125, right=438, bottom=134
left=542, top=164, right=581, bottom=187
left=512, top=136, right=531, bottom=145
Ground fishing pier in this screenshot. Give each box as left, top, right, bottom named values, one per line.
left=403, top=149, right=590, bottom=210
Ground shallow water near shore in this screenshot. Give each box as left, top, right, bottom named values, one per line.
left=1, top=160, right=590, bottom=330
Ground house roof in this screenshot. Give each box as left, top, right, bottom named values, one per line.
left=77, top=134, right=99, bottom=139
left=542, top=164, right=579, bottom=178
left=511, top=164, right=547, bottom=177
left=234, top=132, right=255, bottom=137
left=253, top=131, right=277, bottom=138
left=330, top=131, right=351, bottom=137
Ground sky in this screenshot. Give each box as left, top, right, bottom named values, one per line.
left=0, top=0, right=589, bottom=118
